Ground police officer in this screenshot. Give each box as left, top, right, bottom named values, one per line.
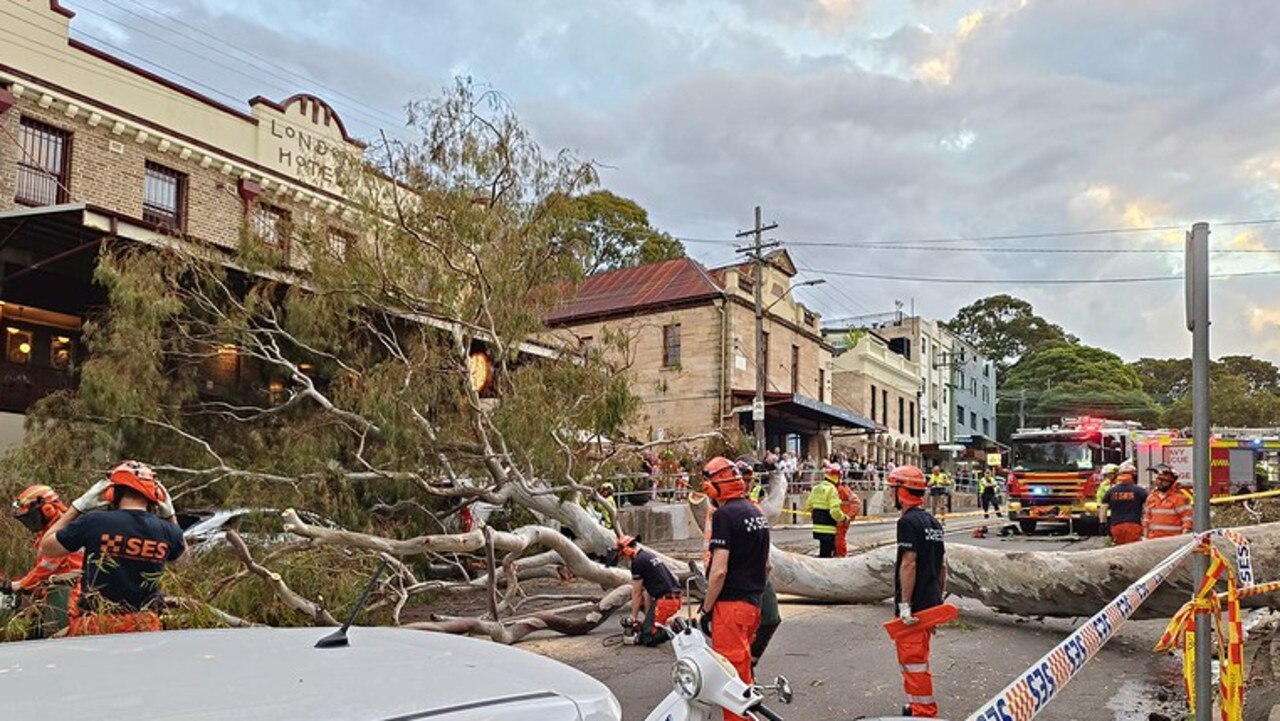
left=977, top=469, right=1001, bottom=519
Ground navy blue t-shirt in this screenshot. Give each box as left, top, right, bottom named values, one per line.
left=709, top=498, right=770, bottom=606
left=57, top=509, right=185, bottom=612
left=631, top=548, right=680, bottom=599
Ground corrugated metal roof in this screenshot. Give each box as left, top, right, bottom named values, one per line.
left=545, top=258, right=724, bottom=324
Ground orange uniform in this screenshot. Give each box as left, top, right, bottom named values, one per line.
left=834, top=484, right=862, bottom=558
left=13, top=528, right=83, bottom=593
left=1143, top=488, right=1193, bottom=539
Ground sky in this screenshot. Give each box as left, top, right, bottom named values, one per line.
left=61, top=0, right=1280, bottom=363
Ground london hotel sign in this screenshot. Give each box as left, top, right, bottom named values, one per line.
left=250, top=94, right=364, bottom=194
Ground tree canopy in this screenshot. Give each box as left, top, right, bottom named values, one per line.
left=999, top=343, right=1160, bottom=435
left=547, top=189, right=684, bottom=275
left=947, top=294, right=1076, bottom=373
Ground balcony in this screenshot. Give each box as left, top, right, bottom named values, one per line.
left=0, top=360, right=76, bottom=414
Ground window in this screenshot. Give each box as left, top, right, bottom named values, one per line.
left=662, top=323, right=681, bottom=368
left=982, top=385, right=990, bottom=403
left=871, top=384, right=877, bottom=418
left=971, top=411, right=977, bottom=429
left=882, top=389, right=888, bottom=425
left=971, top=379, right=978, bottom=395
left=909, top=401, right=916, bottom=437
left=818, top=368, right=825, bottom=403
left=957, top=404, right=965, bottom=425
left=790, top=344, right=800, bottom=393
left=5, top=328, right=32, bottom=365
left=982, top=418, right=990, bottom=436
left=15, top=118, right=70, bottom=206
left=326, top=228, right=355, bottom=260
left=984, top=363, right=991, bottom=378
left=959, top=371, right=966, bottom=389
left=142, top=162, right=186, bottom=229
left=50, top=336, right=74, bottom=370
left=898, top=397, right=905, bottom=434
left=252, top=204, right=292, bottom=253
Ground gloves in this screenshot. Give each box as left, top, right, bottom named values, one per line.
left=71, top=478, right=112, bottom=514
left=898, top=602, right=918, bottom=626
left=154, top=480, right=176, bottom=520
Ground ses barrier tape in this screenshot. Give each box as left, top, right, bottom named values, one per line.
left=965, top=537, right=1201, bottom=721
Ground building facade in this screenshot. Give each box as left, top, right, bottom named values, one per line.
left=545, top=253, right=873, bottom=460
left=949, top=331, right=997, bottom=442
left=826, top=330, right=922, bottom=467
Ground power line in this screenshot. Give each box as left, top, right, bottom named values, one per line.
left=796, top=267, right=1280, bottom=285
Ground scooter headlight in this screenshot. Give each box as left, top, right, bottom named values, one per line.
left=672, top=658, right=702, bottom=700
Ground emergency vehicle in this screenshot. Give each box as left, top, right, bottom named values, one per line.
left=1006, top=417, right=1138, bottom=534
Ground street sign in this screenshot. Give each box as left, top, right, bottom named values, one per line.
left=751, top=399, right=765, bottom=421
left=986, top=452, right=1003, bottom=467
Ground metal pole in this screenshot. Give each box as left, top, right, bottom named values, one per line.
left=1187, top=220, right=1212, bottom=721
left=753, top=206, right=767, bottom=456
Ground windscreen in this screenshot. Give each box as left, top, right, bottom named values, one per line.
left=1011, top=440, right=1093, bottom=472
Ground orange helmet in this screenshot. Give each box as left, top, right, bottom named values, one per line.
left=887, top=465, right=927, bottom=492
left=12, top=484, right=65, bottom=534
left=823, top=462, right=842, bottom=482
left=702, top=456, right=745, bottom=501
left=105, top=461, right=165, bottom=506
left=616, top=535, right=638, bottom=558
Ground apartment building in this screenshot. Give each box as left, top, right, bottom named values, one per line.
left=826, top=330, right=922, bottom=467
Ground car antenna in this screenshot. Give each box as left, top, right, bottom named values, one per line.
left=315, top=558, right=390, bottom=649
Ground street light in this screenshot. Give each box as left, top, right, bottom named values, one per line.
left=753, top=277, right=826, bottom=455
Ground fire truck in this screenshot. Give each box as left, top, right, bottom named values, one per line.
left=1005, top=417, right=1138, bottom=534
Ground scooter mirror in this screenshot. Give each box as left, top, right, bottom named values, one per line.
left=774, top=676, right=793, bottom=705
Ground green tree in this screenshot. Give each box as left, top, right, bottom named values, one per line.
left=1129, top=357, right=1192, bottom=404
left=947, top=294, right=1076, bottom=373
left=548, top=189, right=684, bottom=275
left=1216, top=355, right=1280, bottom=394
left=999, top=344, right=1160, bottom=438
left=1161, top=372, right=1280, bottom=428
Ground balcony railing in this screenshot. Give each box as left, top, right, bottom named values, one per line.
left=0, top=361, right=76, bottom=414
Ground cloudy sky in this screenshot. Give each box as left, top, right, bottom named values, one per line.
left=63, top=0, right=1280, bottom=362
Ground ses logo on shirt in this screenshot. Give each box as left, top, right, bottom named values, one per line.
left=743, top=516, right=770, bottom=533
left=923, top=527, right=944, bottom=543
left=99, top=533, right=170, bottom=561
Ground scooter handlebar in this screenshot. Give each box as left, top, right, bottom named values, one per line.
left=750, top=703, right=784, bottom=721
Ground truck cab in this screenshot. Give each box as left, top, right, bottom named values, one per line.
left=1006, top=418, right=1134, bottom=534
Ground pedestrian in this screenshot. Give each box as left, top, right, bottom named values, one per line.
left=39, top=461, right=185, bottom=636
left=927, top=466, right=952, bottom=519
left=616, top=535, right=682, bottom=646
left=700, top=456, right=771, bottom=721
left=887, top=465, right=946, bottom=718
left=835, top=471, right=862, bottom=558
left=1143, top=463, right=1193, bottom=540
left=977, top=469, right=1001, bottom=519
left=587, top=482, right=618, bottom=530
left=1098, top=465, right=1147, bottom=545
left=804, top=462, right=847, bottom=558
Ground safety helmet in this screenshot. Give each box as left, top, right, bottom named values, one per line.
left=1149, top=463, right=1178, bottom=482
left=104, top=460, right=165, bottom=506
left=823, top=462, right=842, bottom=482
left=1101, top=463, right=1119, bottom=478
left=887, top=465, right=928, bottom=492
left=1117, top=460, right=1137, bottom=477
left=734, top=454, right=761, bottom=480
left=599, top=482, right=615, bottom=495
left=11, top=484, right=64, bottom=534
left=615, top=535, right=638, bottom=558
left=702, top=456, right=745, bottom=501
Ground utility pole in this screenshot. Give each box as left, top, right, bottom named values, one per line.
left=1018, top=389, right=1027, bottom=429
left=736, top=206, right=779, bottom=456
left=1185, top=221, right=1212, bottom=721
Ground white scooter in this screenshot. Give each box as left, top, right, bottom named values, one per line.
left=642, top=615, right=792, bottom=721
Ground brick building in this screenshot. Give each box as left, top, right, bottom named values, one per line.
left=545, top=253, right=873, bottom=459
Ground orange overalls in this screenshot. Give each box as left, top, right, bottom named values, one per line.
left=13, top=529, right=83, bottom=595
left=67, top=611, right=163, bottom=636
left=834, top=484, right=862, bottom=558
left=1143, top=488, right=1193, bottom=539
left=702, top=504, right=763, bottom=721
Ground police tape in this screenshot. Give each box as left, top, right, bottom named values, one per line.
left=1210, top=487, right=1280, bottom=505
left=964, top=535, right=1202, bottom=721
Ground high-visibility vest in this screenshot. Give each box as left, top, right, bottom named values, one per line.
left=804, top=479, right=846, bottom=535
left=1095, top=479, right=1113, bottom=504
left=978, top=475, right=999, bottom=493
left=928, top=473, right=952, bottom=489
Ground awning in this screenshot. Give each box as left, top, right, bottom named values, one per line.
left=731, top=389, right=876, bottom=432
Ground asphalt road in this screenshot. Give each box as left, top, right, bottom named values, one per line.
left=528, top=518, right=1189, bottom=721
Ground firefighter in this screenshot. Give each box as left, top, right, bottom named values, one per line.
left=700, top=456, right=771, bottom=721
left=1143, top=464, right=1193, bottom=540
left=835, top=470, right=862, bottom=558
left=977, top=469, right=1001, bottom=519
left=1098, top=469, right=1147, bottom=545
left=1095, top=463, right=1119, bottom=504
left=804, top=462, right=847, bottom=558
left=888, top=465, right=946, bottom=718
left=39, top=461, right=185, bottom=636
left=8, top=485, right=84, bottom=635
left=617, top=535, right=682, bottom=646
left=732, top=456, right=783, bottom=672
left=927, top=466, right=953, bottom=519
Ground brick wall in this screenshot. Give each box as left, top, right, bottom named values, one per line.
left=0, top=104, right=15, bottom=209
